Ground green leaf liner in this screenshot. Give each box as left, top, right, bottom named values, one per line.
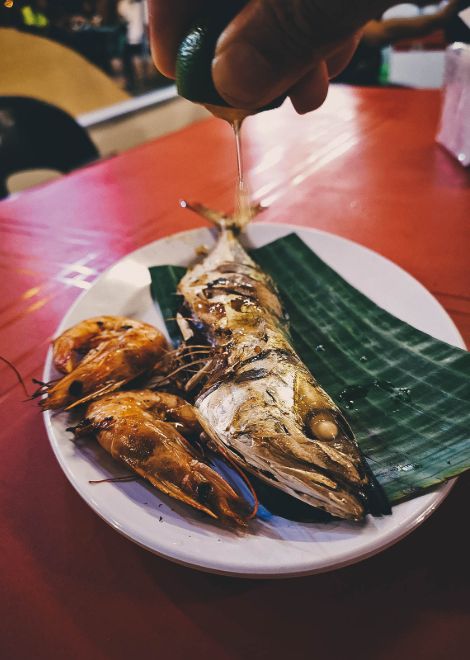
left=149, top=265, right=186, bottom=346
left=149, top=234, right=470, bottom=504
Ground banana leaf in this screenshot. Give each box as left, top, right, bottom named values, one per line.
left=149, top=265, right=186, bottom=347
left=149, top=233, right=470, bottom=504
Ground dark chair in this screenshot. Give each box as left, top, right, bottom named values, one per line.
left=0, top=96, right=99, bottom=199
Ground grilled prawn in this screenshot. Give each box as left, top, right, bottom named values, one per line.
left=39, top=316, right=167, bottom=410
left=177, top=203, right=390, bottom=521
left=70, top=390, right=251, bottom=526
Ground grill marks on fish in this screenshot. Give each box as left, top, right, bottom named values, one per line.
left=177, top=225, right=390, bottom=520
left=191, top=262, right=284, bottom=325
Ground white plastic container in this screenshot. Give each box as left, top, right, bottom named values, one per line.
left=436, top=42, right=470, bottom=166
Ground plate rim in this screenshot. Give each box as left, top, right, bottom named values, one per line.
left=43, top=223, right=464, bottom=577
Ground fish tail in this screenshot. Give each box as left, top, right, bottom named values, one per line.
left=180, top=199, right=265, bottom=235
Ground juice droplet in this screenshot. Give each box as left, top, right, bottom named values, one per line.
left=338, top=380, right=412, bottom=411
left=338, top=384, right=370, bottom=409
left=392, top=386, right=412, bottom=403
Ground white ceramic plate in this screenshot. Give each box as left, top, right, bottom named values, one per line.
left=43, top=224, right=464, bottom=578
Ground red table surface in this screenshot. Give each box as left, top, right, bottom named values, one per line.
left=1, top=87, right=469, bottom=660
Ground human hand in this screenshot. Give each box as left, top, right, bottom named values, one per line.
left=148, top=0, right=394, bottom=114
left=436, top=0, right=462, bottom=23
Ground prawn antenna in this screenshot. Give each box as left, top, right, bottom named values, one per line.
left=1, top=355, right=30, bottom=398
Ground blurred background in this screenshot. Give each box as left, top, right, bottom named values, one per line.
left=1, top=0, right=165, bottom=95
left=0, top=1, right=469, bottom=194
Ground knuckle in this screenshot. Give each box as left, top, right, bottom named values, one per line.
left=261, top=0, right=389, bottom=58
left=261, top=0, right=319, bottom=59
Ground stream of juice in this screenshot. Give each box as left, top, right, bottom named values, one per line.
left=232, top=119, right=252, bottom=225
left=203, top=103, right=253, bottom=224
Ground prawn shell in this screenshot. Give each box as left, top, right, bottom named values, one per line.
left=77, top=390, right=252, bottom=526
left=43, top=317, right=167, bottom=410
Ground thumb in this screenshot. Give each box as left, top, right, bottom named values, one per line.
left=212, top=0, right=392, bottom=109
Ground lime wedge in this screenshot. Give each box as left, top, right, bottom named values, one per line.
left=176, top=6, right=285, bottom=116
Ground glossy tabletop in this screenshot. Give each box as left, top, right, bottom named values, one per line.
left=1, top=86, right=469, bottom=659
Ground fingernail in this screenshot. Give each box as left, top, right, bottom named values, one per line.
left=212, top=42, right=278, bottom=109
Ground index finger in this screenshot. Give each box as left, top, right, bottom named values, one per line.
left=148, top=0, right=209, bottom=78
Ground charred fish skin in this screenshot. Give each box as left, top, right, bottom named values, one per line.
left=178, top=220, right=390, bottom=521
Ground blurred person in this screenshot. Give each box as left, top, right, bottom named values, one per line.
left=95, top=0, right=116, bottom=24
left=68, top=0, right=96, bottom=31
left=94, top=1, right=129, bottom=88
left=61, top=0, right=112, bottom=73
left=118, top=0, right=148, bottom=91
left=335, top=0, right=463, bottom=86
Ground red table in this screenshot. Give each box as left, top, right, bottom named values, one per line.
left=1, top=87, right=469, bottom=659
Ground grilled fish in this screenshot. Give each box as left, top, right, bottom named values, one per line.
left=178, top=204, right=390, bottom=521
